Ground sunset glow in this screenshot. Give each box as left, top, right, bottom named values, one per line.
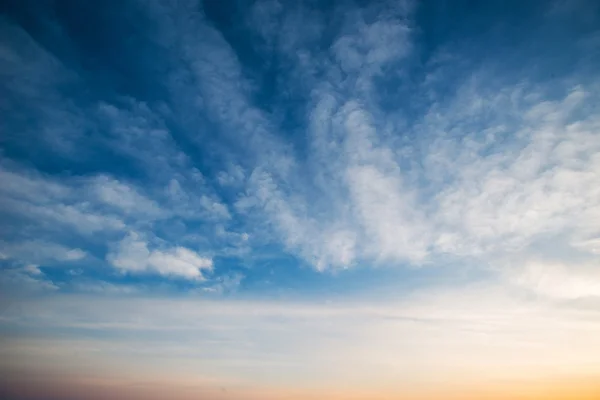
left=1, top=0, right=600, bottom=399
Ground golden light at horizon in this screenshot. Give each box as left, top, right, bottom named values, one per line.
left=2, top=287, right=600, bottom=399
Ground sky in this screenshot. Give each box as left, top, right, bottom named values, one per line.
left=1, top=0, right=600, bottom=399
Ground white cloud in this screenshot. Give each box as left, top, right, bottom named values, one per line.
left=573, top=237, right=600, bottom=255
left=0, top=266, right=58, bottom=293
left=70, top=280, right=142, bottom=295
left=91, top=175, right=162, bottom=217
left=332, top=13, right=411, bottom=76
left=0, top=168, right=68, bottom=201
left=0, top=240, right=87, bottom=265
left=429, top=86, right=600, bottom=253
left=201, top=273, right=244, bottom=294
left=190, top=0, right=600, bottom=292
left=163, top=178, right=231, bottom=223
left=216, top=164, right=245, bottom=187
left=38, top=203, right=126, bottom=234
left=23, top=264, right=42, bottom=275
left=0, top=164, right=126, bottom=235
left=220, top=41, right=598, bottom=300
left=505, top=258, right=600, bottom=299
left=108, top=233, right=213, bottom=280
left=95, top=100, right=193, bottom=179
left=0, top=160, right=234, bottom=278
left=204, top=1, right=421, bottom=270
left=199, top=195, right=231, bottom=220
left=2, top=0, right=599, bottom=302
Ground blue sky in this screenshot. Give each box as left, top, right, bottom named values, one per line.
left=1, top=1, right=600, bottom=399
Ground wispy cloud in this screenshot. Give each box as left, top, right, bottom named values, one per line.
left=0, top=164, right=126, bottom=236
left=218, top=0, right=600, bottom=296
left=0, top=265, right=58, bottom=293
left=0, top=240, right=86, bottom=265
left=1, top=0, right=599, bottom=299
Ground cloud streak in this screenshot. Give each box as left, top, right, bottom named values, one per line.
left=0, top=0, right=598, bottom=301
left=0, top=0, right=598, bottom=328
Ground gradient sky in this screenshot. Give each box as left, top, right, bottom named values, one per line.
left=1, top=0, right=600, bottom=399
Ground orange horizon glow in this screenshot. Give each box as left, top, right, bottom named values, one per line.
left=3, top=374, right=600, bottom=400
